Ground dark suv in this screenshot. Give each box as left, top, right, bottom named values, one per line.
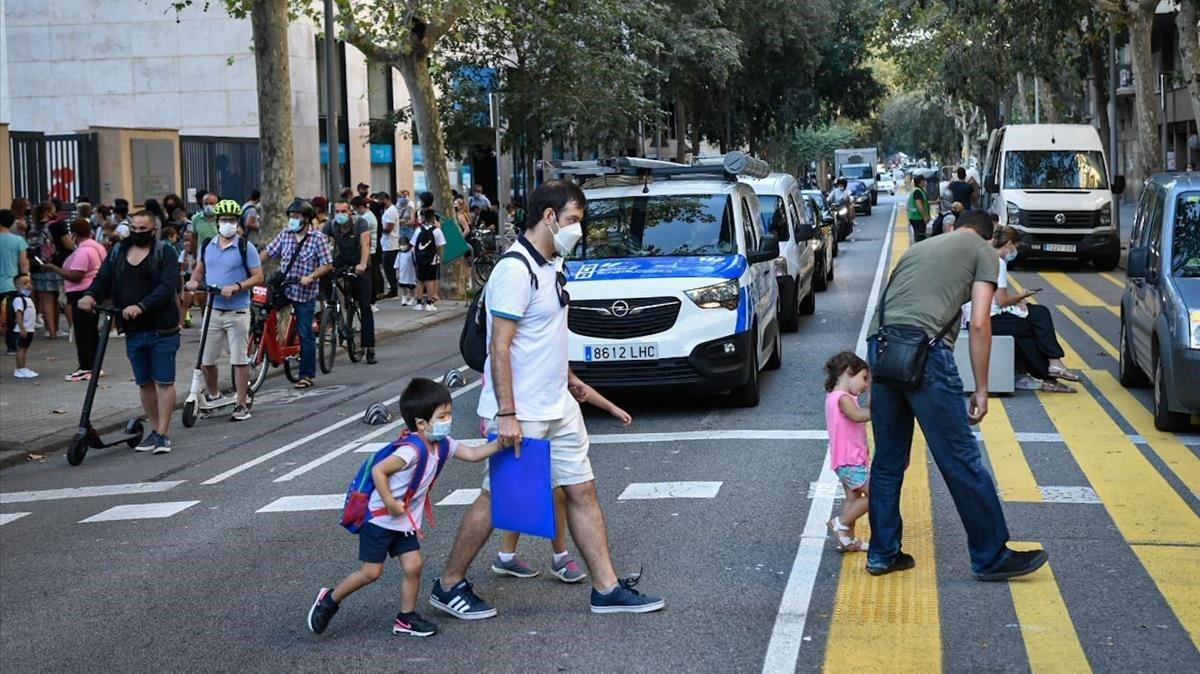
left=1120, top=173, right=1200, bottom=431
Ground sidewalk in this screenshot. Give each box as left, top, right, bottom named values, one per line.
left=0, top=298, right=466, bottom=466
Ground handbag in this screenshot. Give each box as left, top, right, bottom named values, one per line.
left=266, top=232, right=309, bottom=309
left=871, top=270, right=960, bottom=390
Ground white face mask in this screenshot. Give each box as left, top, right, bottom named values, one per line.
left=218, top=220, right=238, bottom=239
left=551, top=218, right=583, bottom=256
left=203, top=204, right=216, bottom=216
left=1004, top=249, right=1018, bottom=263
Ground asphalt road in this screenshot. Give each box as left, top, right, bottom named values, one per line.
left=2, top=195, right=1197, bottom=672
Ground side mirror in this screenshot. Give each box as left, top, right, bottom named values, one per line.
left=985, top=177, right=999, bottom=193
left=795, top=223, right=816, bottom=241
left=1127, top=245, right=1151, bottom=280
left=750, top=235, right=780, bottom=263
left=1111, top=175, right=1126, bottom=195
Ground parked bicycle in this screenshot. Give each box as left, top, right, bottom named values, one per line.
left=469, top=229, right=501, bottom=285
left=241, top=282, right=304, bottom=393
left=318, top=267, right=365, bottom=373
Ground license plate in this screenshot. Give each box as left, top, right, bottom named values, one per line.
left=584, top=343, right=658, bottom=362
left=1043, top=243, right=1077, bottom=253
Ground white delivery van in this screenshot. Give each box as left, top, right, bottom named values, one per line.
left=982, top=124, right=1126, bottom=270
left=551, top=154, right=784, bottom=407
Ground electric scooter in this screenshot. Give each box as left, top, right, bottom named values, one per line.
left=67, top=306, right=146, bottom=466
left=181, top=285, right=241, bottom=427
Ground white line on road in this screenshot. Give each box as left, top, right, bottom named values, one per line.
left=353, top=442, right=391, bottom=453
left=272, top=379, right=482, bottom=483
left=762, top=203, right=897, bottom=674
left=80, top=500, right=200, bottom=523
left=1039, top=486, right=1102, bottom=504
left=0, top=512, right=31, bottom=526
left=0, top=480, right=186, bottom=504
left=256, top=494, right=344, bottom=513
left=617, top=481, right=722, bottom=500
left=591, top=430, right=828, bottom=444
left=436, top=488, right=482, bottom=506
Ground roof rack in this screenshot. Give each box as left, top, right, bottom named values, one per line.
left=691, top=152, right=772, bottom=179
left=539, top=151, right=771, bottom=184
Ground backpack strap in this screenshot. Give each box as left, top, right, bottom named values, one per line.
left=497, top=250, right=538, bottom=290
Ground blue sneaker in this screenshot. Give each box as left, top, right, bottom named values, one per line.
left=429, top=577, right=497, bottom=620
left=134, top=431, right=162, bottom=452
left=491, top=555, right=539, bottom=578
left=589, top=574, right=665, bottom=614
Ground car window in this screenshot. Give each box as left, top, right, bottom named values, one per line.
left=575, top=194, right=736, bottom=258
left=741, top=197, right=760, bottom=252
left=1171, top=191, right=1200, bottom=278
left=1133, top=183, right=1155, bottom=246
left=1147, top=187, right=1166, bottom=261
left=756, top=194, right=789, bottom=242
left=785, top=194, right=803, bottom=241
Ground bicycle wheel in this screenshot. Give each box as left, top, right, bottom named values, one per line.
left=241, top=335, right=269, bottom=395
left=318, top=305, right=337, bottom=374
left=344, top=301, right=363, bottom=362
left=283, top=355, right=301, bottom=383
left=473, top=254, right=497, bottom=285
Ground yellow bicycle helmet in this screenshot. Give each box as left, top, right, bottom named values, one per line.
left=214, top=199, right=242, bottom=217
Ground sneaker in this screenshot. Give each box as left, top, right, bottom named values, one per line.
left=204, top=391, right=225, bottom=404
left=365, top=350, right=377, bottom=365
left=57, top=328, right=71, bottom=338
left=400, top=297, right=411, bottom=307
left=392, top=611, right=438, bottom=637
left=135, top=431, right=162, bottom=452
left=231, top=404, right=252, bottom=422
left=307, top=587, right=339, bottom=634
left=371, top=304, right=380, bottom=313
left=152, top=434, right=172, bottom=455
left=551, top=555, right=588, bottom=584
left=975, top=548, right=1048, bottom=582
left=14, top=368, right=39, bottom=378
left=491, top=555, right=539, bottom=578
left=1015, top=374, right=1043, bottom=391
left=589, top=574, right=665, bottom=614
left=425, top=303, right=437, bottom=312
left=866, top=551, right=916, bottom=576
left=429, top=578, right=498, bottom=620
left=411, top=302, right=425, bottom=311
left=65, top=369, right=91, bottom=382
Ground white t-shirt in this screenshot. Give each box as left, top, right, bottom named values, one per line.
left=10, top=295, right=36, bottom=333
left=413, top=224, right=447, bottom=266
left=381, top=205, right=401, bottom=252
left=477, top=238, right=569, bottom=422
left=963, top=257, right=1026, bottom=327
left=367, top=437, right=458, bottom=533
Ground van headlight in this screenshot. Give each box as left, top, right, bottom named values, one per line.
left=1099, top=202, right=1112, bottom=227
left=1191, top=310, right=1200, bottom=349
left=1006, top=202, right=1021, bottom=225
left=685, top=280, right=740, bottom=310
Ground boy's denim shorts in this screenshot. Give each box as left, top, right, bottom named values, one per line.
left=126, top=330, right=181, bottom=386
left=359, top=522, right=420, bottom=563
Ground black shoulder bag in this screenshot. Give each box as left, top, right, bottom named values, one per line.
left=267, top=233, right=309, bottom=309
left=871, top=271, right=960, bottom=390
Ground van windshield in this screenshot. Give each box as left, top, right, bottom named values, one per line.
left=575, top=194, right=736, bottom=258
left=1003, top=150, right=1109, bottom=190
left=1173, top=192, right=1200, bottom=278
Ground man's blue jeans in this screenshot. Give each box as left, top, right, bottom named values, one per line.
left=866, top=338, right=1011, bottom=574
left=293, top=299, right=316, bottom=379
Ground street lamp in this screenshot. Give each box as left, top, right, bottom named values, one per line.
left=323, top=0, right=339, bottom=209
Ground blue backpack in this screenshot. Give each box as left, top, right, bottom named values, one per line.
left=340, top=431, right=451, bottom=535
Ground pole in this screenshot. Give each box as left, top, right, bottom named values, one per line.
left=1160, top=72, right=1169, bottom=170
left=322, top=0, right=339, bottom=208
left=490, top=93, right=503, bottom=215
left=1034, top=78, right=1040, bottom=124
left=1108, top=29, right=1120, bottom=220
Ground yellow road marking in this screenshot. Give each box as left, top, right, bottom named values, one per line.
left=1008, top=542, right=1093, bottom=674
left=1087, top=369, right=1200, bottom=499
left=1130, top=545, right=1200, bottom=651
left=1036, top=271, right=1119, bottom=316
left=1055, top=306, right=1118, bottom=359
left=979, top=399, right=1043, bottom=502
left=1099, top=272, right=1125, bottom=289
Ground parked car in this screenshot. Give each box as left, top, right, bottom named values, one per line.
left=801, top=193, right=835, bottom=291
left=1119, top=172, right=1200, bottom=431
left=744, top=172, right=819, bottom=332
left=803, top=189, right=849, bottom=246
left=877, top=174, right=896, bottom=195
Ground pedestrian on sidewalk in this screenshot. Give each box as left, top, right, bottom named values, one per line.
left=42, top=219, right=106, bottom=381
left=907, top=174, right=930, bottom=241
left=412, top=208, right=445, bottom=311
left=185, top=200, right=264, bottom=421
left=352, top=196, right=382, bottom=305
left=0, top=209, right=30, bottom=349
left=323, top=199, right=376, bottom=364
left=379, top=193, right=401, bottom=299
left=866, top=209, right=1047, bottom=581
left=9, top=273, right=38, bottom=378
left=261, top=198, right=332, bottom=390
left=29, top=202, right=72, bottom=340
left=306, top=378, right=506, bottom=638
left=429, top=180, right=664, bottom=620
left=823, top=351, right=872, bottom=553
left=78, top=211, right=181, bottom=455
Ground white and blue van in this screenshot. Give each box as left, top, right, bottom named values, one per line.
left=557, top=154, right=783, bottom=407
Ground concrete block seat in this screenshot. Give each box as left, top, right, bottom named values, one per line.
left=952, top=331, right=1015, bottom=394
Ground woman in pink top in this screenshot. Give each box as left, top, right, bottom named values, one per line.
left=43, top=219, right=107, bottom=380
left=823, top=351, right=872, bottom=552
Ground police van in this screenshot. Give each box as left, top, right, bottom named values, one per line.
left=550, top=153, right=783, bottom=407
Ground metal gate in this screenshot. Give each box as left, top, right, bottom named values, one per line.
left=8, top=132, right=99, bottom=206
left=180, top=136, right=261, bottom=211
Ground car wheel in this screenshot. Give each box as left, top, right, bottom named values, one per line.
left=765, top=326, right=782, bottom=370
left=799, top=284, right=816, bottom=316
left=814, top=257, right=828, bottom=291
left=826, top=251, right=834, bottom=283
left=1153, top=351, right=1191, bottom=431
left=730, top=335, right=761, bottom=407
left=832, top=237, right=839, bottom=257
left=780, top=277, right=801, bottom=333
left=1118, top=318, right=1149, bottom=387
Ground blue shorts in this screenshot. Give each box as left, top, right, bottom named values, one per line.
left=359, top=522, right=420, bottom=563
left=835, top=464, right=870, bottom=491
left=126, top=330, right=181, bottom=386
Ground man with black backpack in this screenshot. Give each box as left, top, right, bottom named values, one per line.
left=185, top=200, right=264, bottom=421
left=78, top=210, right=181, bottom=454
left=411, top=208, right=445, bottom=312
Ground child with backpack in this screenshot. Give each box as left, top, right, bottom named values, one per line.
left=307, top=377, right=507, bottom=638
left=411, top=208, right=445, bottom=311
left=823, top=351, right=872, bottom=553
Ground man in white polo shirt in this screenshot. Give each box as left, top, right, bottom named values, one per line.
left=430, top=181, right=665, bottom=619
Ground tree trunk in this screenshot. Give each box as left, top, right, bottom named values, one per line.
left=1176, top=1, right=1200, bottom=129
left=1015, top=72, right=1030, bottom=123
left=250, top=0, right=295, bottom=246
left=1088, top=35, right=1113, bottom=158
left=1128, top=4, right=1162, bottom=180
left=1037, top=77, right=1059, bottom=123
left=673, top=99, right=688, bottom=163
left=397, top=50, right=454, bottom=218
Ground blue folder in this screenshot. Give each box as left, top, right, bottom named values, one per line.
left=488, top=435, right=556, bottom=539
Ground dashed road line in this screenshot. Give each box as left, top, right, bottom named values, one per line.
left=0, top=512, right=31, bottom=526
left=1007, top=541, right=1093, bottom=673
left=0, top=480, right=186, bottom=504
left=436, top=488, right=482, bottom=506
left=256, top=494, right=343, bottom=513
left=616, top=481, right=722, bottom=500
left=80, top=500, right=201, bottom=523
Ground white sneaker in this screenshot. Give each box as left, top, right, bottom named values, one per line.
left=1015, top=374, right=1042, bottom=391
left=371, top=304, right=380, bottom=313
left=411, top=303, right=425, bottom=311
left=57, top=328, right=71, bottom=338
left=14, top=368, right=39, bottom=378
left=425, top=304, right=437, bottom=312
left=400, top=297, right=411, bottom=307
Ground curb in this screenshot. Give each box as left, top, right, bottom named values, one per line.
left=0, top=306, right=466, bottom=470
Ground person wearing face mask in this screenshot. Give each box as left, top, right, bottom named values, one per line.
left=322, top=198, right=376, bottom=364
left=186, top=200, right=265, bottom=419
left=41, top=219, right=106, bottom=381
left=79, top=211, right=182, bottom=454
left=0, top=209, right=31, bottom=354
left=978, top=226, right=1079, bottom=393
left=261, top=198, right=334, bottom=389
left=189, top=192, right=221, bottom=250
left=430, top=181, right=663, bottom=620
left=411, top=208, right=447, bottom=311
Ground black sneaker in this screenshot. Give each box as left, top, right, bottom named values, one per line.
left=866, top=551, right=916, bottom=576
left=429, top=577, right=497, bottom=620
left=134, top=431, right=161, bottom=452
left=366, top=350, right=377, bottom=365
left=392, top=611, right=438, bottom=637
left=307, top=587, right=339, bottom=634
left=230, top=404, right=252, bottom=422
left=975, top=548, right=1048, bottom=582
left=589, top=573, right=665, bottom=614
left=152, top=434, right=171, bottom=455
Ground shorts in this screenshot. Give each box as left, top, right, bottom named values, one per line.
left=126, top=330, right=181, bottom=386
left=481, top=397, right=593, bottom=491
left=201, top=310, right=251, bottom=366
left=32, top=272, right=62, bottom=293
left=6, top=331, right=33, bottom=351
left=359, top=522, right=420, bottom=563
left=835, top=464, right=870, bottom=491
left=416, top=263, right=440, bottom=282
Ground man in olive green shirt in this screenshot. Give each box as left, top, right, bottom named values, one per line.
left=866, top=210, right=1048, bottom=582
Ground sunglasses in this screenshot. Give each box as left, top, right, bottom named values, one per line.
left=556, top=270, right=570, bottom=307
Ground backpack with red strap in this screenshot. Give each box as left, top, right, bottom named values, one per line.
left=340, top=430, right=451, bottom=536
